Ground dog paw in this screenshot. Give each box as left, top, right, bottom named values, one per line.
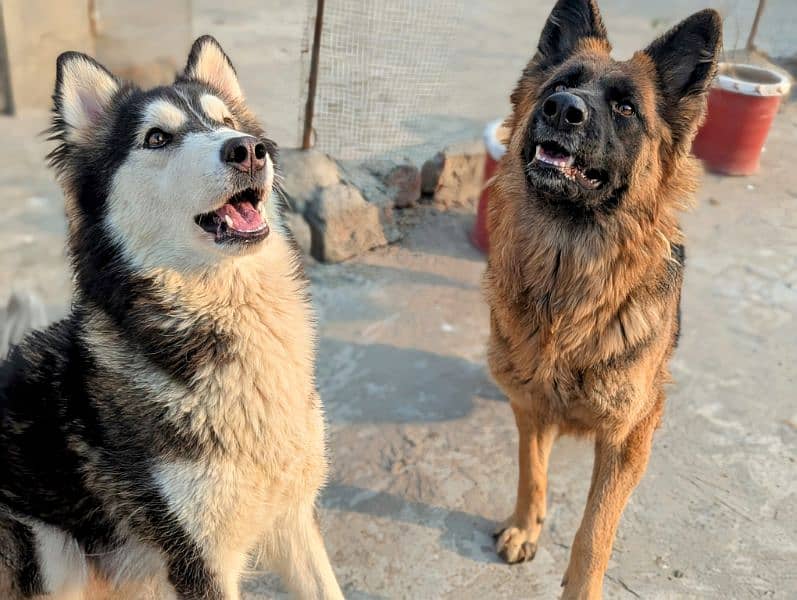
left=494, top=524, right=538, bottom=564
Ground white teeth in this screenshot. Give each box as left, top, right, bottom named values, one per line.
left=224, top=215, right=234, bottom=228
left=534, top=145, right=574, bottom=168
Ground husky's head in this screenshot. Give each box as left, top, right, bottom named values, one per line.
left=49, top=36, right=279, bottom=272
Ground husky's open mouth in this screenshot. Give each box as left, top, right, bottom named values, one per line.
left=531, top=141, right=607, bottom=190
left=194, top=187, right=269, bottom=244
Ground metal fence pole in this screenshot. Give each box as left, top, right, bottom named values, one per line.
left=302, top=0, right=325, bottom=150
left=746, top=0, right=767, bottom=51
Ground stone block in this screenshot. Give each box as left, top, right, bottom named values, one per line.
left=305, top=183, right=391, bottom=263
left=282, top=211, right=312, bottom=256
left=279, top=148, right=341, bottom=215
left=421, top=140, right=486, bottom=208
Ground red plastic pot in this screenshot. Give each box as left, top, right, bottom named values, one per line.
left=471, top=119, right=507, bottom=253
left=692, top=63, right=791, bottom=176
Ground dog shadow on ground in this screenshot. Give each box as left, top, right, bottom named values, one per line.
left=322, top=483, right=503, bottom=566
left=309, top=259, right=480, bottom=294
left=243, top=572, right=390, bottom=600
left=318, top=338, right=504, bottom=425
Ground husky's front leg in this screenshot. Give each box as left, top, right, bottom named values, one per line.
left=165, top=545, right=229, bottom=600
left=271, top=506, right=344, bottom=600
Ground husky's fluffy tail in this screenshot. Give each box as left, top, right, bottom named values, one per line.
left=0, top=291, right=47, bottom=359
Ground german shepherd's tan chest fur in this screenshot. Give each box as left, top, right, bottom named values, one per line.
left=485, top=207, right=682, bottom=435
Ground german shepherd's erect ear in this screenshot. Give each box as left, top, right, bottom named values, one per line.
left=643, top=9, right=723, bottom=145
left=510, top=0, right=611, bottom=109
left=534, top=0, right=609, bottom=68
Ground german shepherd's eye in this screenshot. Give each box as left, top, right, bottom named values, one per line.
left=611, top=100, right=635, bottom=118
left=144, top=128, right=172, bottom=149
left=223, top=117, right=235, bottom=128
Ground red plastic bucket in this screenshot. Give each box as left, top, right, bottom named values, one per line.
left=471, top=119, right=508, bottom=253
left=692, top=63, right=791, bottom=176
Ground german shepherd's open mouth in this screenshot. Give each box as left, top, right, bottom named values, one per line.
left=194, top=187, right=269, bottom=244
left=527, top=140, right=608, bottom=190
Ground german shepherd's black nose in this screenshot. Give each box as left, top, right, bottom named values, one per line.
left=222, top=136, right=267, bottom=173
left=542, top=92, right=588, bottom=129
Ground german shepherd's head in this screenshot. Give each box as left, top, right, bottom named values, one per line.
left=504, top=0, right=721, bottom=221
left=48, top=36, right=280, bottom=274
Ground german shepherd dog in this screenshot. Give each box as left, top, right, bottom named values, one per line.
left=485, top=0, right=721, bottom=596
left=0, top=37, right=343, bottom=599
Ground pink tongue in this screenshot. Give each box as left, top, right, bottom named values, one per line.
left=215, top=201, right=264, bottom=232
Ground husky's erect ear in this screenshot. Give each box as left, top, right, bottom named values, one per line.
left=183, top=36, right=243, bottom=101
left=53, top=52, right=120, bottom=142
left=535, top=0, right=609, bottom=67
left=643, top=9, right=722, bottom=143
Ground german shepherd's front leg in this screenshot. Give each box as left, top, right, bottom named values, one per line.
left=495, top=401, right=557, bottom=563
left=561, top=408, right=659, bottom=599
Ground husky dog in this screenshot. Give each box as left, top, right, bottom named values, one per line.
left=0, top=37, right=343, bottom=599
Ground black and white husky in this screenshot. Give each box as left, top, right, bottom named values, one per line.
left=0, top=37, right=343, bottom=600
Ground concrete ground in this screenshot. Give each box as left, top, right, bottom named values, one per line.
left=2, top=104, right=795, bottom=598
left=1, top=1, right=796, bottom=598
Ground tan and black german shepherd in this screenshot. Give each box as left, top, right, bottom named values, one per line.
left=485, top=0, right=721, bottom=597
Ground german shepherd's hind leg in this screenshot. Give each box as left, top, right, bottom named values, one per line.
left=268, top=506, right=344, bottom=600
left=495, top=401, right=557, bottom=564
left=561, top=407, right=660, bottom=599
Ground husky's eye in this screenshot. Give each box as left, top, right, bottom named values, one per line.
left=223, top=117, right=235, bottom=128
left=612, top=101, right=635, bottom=118
left=144, top=128, right=172, bottom=149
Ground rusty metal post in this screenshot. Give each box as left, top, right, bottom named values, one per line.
left=746, top=0, right=767, bottom=51
left=0, top=3, right=15, bottom=114
left=302, top=0, right=325, bottom=150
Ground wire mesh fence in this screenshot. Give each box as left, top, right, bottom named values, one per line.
left=299, top=0, right=465, bottom=162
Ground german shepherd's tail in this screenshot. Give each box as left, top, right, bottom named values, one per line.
left=0, top=291, right=47, bottom=360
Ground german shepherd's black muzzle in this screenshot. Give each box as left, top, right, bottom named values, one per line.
left=524, top=121, right=609, bottom=204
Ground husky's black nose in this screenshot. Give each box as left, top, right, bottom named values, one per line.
left=542, top=92, right=588, bottom=129
left=221, top=136, right=267, bottom=174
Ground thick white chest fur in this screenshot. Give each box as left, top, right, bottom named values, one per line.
left=86, top=236, right=330, bottom=591
left=153, top=240, right=328, bottom=564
